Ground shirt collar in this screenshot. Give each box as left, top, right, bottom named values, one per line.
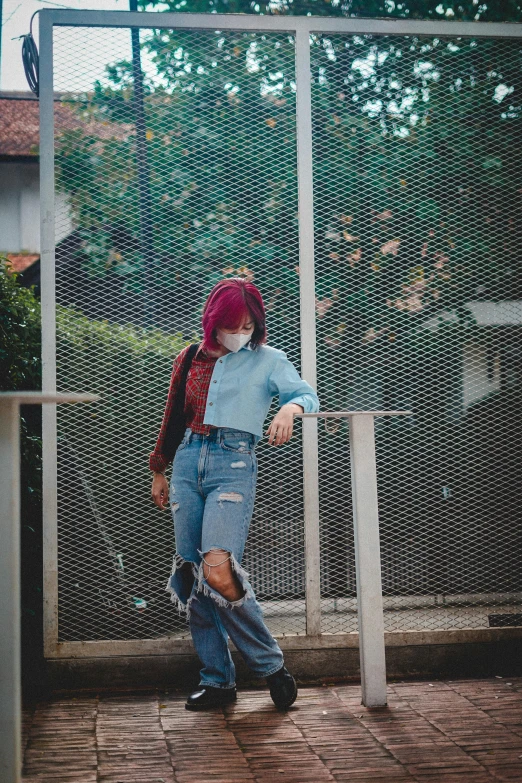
left=195, top=343, right=209, bottom=360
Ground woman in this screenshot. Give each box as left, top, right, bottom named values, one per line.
left=150, top=278, right=320, bottom=711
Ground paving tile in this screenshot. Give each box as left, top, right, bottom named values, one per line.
left=20, top=678, right=522, bottom=782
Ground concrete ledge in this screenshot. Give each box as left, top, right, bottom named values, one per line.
left=45, top=629, right=522, bottom=695
left=46, top=626, right=522, bottom=658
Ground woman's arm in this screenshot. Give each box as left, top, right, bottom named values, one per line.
left=265, top=352, right=320, bottom=445
left=267, top=350, right=320, bottom=413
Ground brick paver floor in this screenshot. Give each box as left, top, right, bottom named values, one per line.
left=21, top=677, right=522, bottom=782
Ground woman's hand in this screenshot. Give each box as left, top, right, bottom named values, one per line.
left=151, top=472, right=169, bottom=510
left=265, top=403, right=304, bottom=446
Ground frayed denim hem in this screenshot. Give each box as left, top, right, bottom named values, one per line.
left=195, top=549, right=254, bottom=609
left=164, top=553, right=199, bottom=619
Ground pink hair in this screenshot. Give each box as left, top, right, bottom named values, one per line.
left=201, top=277, right=267, bottom=352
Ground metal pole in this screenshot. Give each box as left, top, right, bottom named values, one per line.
left=129, top=1, right=155, bottom=329
left=38, top=9, right=60, bottom=660
left=0, top=398, right=22, bottom=783
left=349, top=413, right=387, bottom=707
left=295, top=28, right=321, bottom=637
left=0, top=0, right=4, bottom=88
left=0, top=393, right=99, bottom=783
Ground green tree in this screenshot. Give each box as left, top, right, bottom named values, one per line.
left=55, top=19, right=522, bottom=406
left=52, top=5, right=522, bottom=605
left=142, top=0, right=521, bottom=23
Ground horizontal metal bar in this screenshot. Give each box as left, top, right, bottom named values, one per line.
left=294, top=17, right=522, bottom=37
left=40, top=8, right=522, bottom=39
left=0, top=392, right=99, bottom=405
left=41, top=8, right=297, bottom=31
left=45, top=626, right=522, bottom=659
left=297, top=411, right=413, bottom=417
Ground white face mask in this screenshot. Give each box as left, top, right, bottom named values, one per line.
left=216, top=328, right=254, bottom=352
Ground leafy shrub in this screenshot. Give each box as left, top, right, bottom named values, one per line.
left=1, top=258, right=44, bottom=700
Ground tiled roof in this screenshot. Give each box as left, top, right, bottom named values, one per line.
left=0, top=92, right=132, bottom=158
left=4, top=254, right=40, bottom=273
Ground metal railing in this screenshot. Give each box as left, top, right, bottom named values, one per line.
left=39, top=9, right=522, bottom=660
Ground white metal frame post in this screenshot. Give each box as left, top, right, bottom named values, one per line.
left=0, top=398, right=22, bottom=783
left=349, top=414, right=387, bottom=707
left=299, top=411, right=411, bottom=707
left=0, top=393, right=98, bottom=783
left=295, top=27, right=321, bottom=637
left=37, top=8, right=522, bottom=36
left=39, top=10, right=60, bottom=659
left=38, top=8, right=522, bottom=662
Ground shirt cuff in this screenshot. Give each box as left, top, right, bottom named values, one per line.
left=285, top=395, right=317, bottom=413
left=149, top=452, right=168, bottom=473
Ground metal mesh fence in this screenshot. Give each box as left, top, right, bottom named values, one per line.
left=53, top=24, right=304, bottom=641
left=312, top=32, right=522, bottom=633
left=47, top=17, right=522, bottom=646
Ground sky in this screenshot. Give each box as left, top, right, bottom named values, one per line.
left=1, top=0, right=136, bottom=92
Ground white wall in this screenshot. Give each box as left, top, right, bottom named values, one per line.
left=462, top=340, right=502, bottom=410
left=0, top=161, right=73, bottom=253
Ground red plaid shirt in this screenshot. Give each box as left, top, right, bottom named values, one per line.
left=149, top=343, right=217, bottom=473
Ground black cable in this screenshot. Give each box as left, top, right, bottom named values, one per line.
left=22, top=34, right=39, bottom=96
left=21, top=12, right=39, bottom=96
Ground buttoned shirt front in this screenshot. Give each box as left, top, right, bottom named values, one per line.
left=149, top=340, right=320, bottom=473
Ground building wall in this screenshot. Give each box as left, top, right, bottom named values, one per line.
left=462, top=339, right=502, bottom=410
left=0, top=161, right=72, bottom=253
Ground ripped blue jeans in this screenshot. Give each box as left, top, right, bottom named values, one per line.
left=166, top=426, right=284, bottom=689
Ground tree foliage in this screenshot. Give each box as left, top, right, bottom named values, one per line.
left=141, top=0, right=522, bottom=24
left=55, top=13, right=522, bottom=415
left=1, top=260, right=44, bottom=697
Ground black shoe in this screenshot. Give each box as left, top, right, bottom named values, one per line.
left=185, top=685, right=237, bottom=711
left=266, top=665, right=298, bottom=710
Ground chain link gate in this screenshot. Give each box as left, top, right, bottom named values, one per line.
left=39, top=9, right=522, bottom=658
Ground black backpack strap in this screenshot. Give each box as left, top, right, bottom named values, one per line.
left=160, top=342, right=201, bottom=462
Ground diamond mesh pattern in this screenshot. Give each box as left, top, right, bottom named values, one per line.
left=47, top=20, right=522, bottom=646
left=311, top=32, right=522, bottom=633
left=52, top=25, right=304, bottom=641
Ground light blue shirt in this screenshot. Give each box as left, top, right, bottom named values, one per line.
left=202, top=342, right=320, bottom=438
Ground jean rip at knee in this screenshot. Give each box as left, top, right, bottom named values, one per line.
left=196, top=548, right=253, bottom=610
left=165, top=553, right=199, bottom=619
